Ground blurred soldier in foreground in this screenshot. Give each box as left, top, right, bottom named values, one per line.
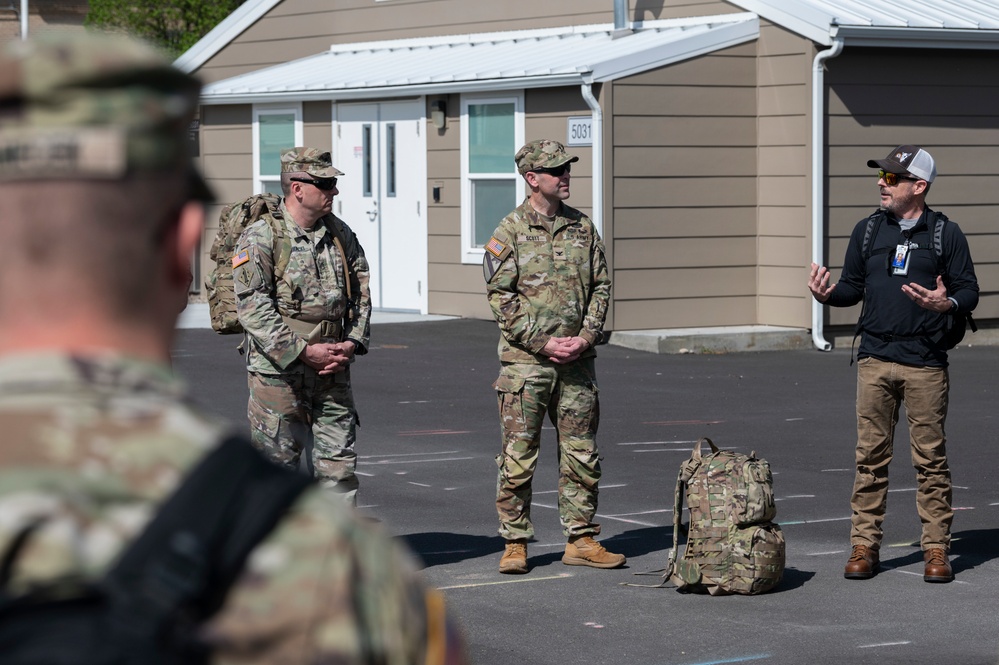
left=483, top=139, right=625, bottom=574
left=0, top=33, right=465, bottom=663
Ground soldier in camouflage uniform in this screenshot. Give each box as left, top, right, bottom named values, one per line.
left=0, top=33, right=466, bottom=663
left=233, top=147, right=371, bottom=505
left=483, top=139, right=625, bottom=574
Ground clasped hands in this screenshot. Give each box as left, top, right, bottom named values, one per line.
left=541, top=336, right=590, bottom=364
left=300, top=341, right=356, bottom=375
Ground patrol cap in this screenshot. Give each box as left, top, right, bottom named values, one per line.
left=515, top=139, right=579, bottom=176
left=0, top=32, right=212, bottom=200
left=280, top=147, right=345, bottom=178
left=867, top=144, right=937, bottom=183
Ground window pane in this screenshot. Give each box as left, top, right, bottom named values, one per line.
left=362, top=124, right=372, bottom=197
left=262, top=180, right=283, bottom=196
left=469, top=103, right=514, bottom=174
left=472, top=180, right=516, bottom=247
left=386, top=123, right=396, bottom=197
left=258, top=114, right=295, bottom=176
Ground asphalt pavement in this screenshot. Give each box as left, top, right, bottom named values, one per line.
left=173, top=320, right=999, bottom=665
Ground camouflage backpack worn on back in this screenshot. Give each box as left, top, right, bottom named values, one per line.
left=665, top=437, right=785, bottom=595
left=205, top=193, right=291, bottom=334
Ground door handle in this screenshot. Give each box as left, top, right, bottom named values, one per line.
left=366, top=200, right=378, bottom=222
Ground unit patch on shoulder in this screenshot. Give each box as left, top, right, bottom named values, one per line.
left=232, top=250, right=250, bottom=269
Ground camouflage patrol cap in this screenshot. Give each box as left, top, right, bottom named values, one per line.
left=514, top=139, right=579, bottom=176
left=280, top=147, right=345, bottom=178
left=0, top=32, right=211, bottom=200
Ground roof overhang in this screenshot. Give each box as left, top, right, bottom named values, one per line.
left=199, top=14, right=759, bottom=106
left=729, top=0, right=999, bottom=49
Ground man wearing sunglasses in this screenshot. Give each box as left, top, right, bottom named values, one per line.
left=234, top=147, right=371, bottom=506
left=808, top=145, right=979, bottom=584
left=483, top=139, right=624, bottom=574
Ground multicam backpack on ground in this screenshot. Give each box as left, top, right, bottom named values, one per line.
left=664, top=437, right=785, bottom=595
left=205, top=193, right=290, bottom=334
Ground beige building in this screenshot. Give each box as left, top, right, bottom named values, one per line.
left=0, top=0, right=87, bottom=40
left=179, top=0, right=999, bottom=349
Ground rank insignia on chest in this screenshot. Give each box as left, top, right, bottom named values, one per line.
left=554, top=247, right=566, bottom=260
left=232, top=250, right=250, bottom=269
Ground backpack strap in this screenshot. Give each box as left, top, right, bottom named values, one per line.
left=101, top=435, right=312, bottom=650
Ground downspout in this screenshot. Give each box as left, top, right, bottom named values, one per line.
left=581, top=80, right=603, bottom=236
left=20, top=0, right=28, bottom=40
left=810, top=38, right=843, bottom=351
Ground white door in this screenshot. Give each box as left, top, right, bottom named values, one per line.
left=334, top=101, right=427, bottom=313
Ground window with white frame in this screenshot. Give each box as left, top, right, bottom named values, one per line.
left=460, top=94, right=524, bottom=263
left=253, top=106, right=302, bottom=195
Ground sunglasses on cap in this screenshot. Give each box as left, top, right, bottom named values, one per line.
left=531, top=163, right=571, bottom=178
left=291, top=177, right=338, bottom=190
left=877, top=170, right=918, bottom=187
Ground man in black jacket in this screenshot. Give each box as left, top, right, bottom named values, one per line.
left=808, top=145, right=978, bottom=584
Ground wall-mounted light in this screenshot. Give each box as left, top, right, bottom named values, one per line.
left=431, top=99, right=446, bottom=130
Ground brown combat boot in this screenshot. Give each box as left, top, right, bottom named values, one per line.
left=562, top=535, right=626, bottom=569
left=844, top=544, right=879, bottom=580
left=499, top=540, right=528, bottom=574
left=923, top=548, right=953, bottom=583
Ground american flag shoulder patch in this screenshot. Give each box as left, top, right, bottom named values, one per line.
left=232, top=250, right=250, bottom=269
left=485, top=237, right=507, bottom=258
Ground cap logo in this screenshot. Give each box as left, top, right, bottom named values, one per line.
left=896, top=151, right=912, bottom=163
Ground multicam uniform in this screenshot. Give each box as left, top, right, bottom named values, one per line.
left=484, top=198, right=611, bottom=540
left=0, top=353, right=458, bottom=664
left=234, top=201, right=371, bottom=501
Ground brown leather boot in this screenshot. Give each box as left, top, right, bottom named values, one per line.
left=923, top=548, right=953, bottom=583
left=844, top=544, right=879, bottom=580
left=562, top=535, right=626, bottom=569
left=499, top=540, right=528, bottom=574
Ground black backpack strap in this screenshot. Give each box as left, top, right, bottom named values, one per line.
left=102, top=435, right=313, bottom=650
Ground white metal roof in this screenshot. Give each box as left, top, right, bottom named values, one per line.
left=729, top=0, right=999, bottom=47
left=199, top=14, right=758, bottom=105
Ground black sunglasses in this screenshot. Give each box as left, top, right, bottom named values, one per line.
left=531, top=163, right=571, bottom=178
left=291, top=177, right=338, bottom=191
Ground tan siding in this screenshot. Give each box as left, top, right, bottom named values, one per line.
left=614, top=297, right=757, bottom=329
left=615, top=237, right=756, bottom=270
left=616, top=176, right=756, bottom=208
left=615, top=116, right=756, bottom=146
left=759, top=236, right=808, bottom=269
left=759, top=266, right=807, bottom=298
left=756, top=21, right=812, bottom=328
left=759, top=206, right=807, bottom=237
left=615, top=207, right=757, bottom=238
left=758, top=296, right=806, bottom=327
left=610, top=41, right=758, bottom=331
left=0, top=0, right=86, bottom=40
left=615, top=267, right=756, bottom=299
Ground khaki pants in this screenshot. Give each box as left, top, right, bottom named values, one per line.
left=851, top=357, right=952, bottom=551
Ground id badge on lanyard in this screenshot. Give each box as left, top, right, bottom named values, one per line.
left=891, top=241, right=911, bottom=276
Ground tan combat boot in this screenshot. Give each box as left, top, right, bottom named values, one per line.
left=499, top=539, right=528, bottom=574
left=562, top=535, right=626, bottom=569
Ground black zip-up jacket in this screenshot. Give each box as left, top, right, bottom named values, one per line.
left=827, top=206, right=979, bottom=367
